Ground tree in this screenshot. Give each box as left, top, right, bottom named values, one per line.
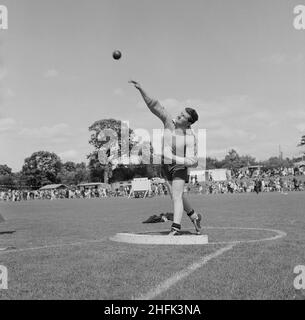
left=222, top=149, right=242, bottom=171
left=0, top=164, right=12, bottom=176
left=206, top=157, right=224, bottom=169
left=297, top=134, right=305, bottom=161
left=21, top=151, right=62, bottom=188
left=262, top=157, right=294, bottom=169
left=0, top=174, right=14, bottom=189
left=74, top=162, right=90, bottom=184
left=88, top=119, right=138, bottom=183
left=62, top=161, right=77, bottom=172
left=58, top=161, right=90, bottom=185
left=297, top=135, right=305, bottom=147
left=0, top=164, right=14, bottom=189
left=111, top=164, right=134, bottom=182
left=239, top=155, right=257, bottom=167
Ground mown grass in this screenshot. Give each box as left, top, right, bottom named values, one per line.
left=0, top=191, right=305, bottom=300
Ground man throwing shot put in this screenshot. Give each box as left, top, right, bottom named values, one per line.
left=129, top=80, right=202, bottom=235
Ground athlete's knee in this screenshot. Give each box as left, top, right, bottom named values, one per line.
left=172, top=190, right=184, bottom=202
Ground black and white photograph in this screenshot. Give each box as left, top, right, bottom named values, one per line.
left=0, top=0, right=305, bottom=308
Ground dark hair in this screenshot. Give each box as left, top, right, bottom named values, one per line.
left=185, top=107, right=199, bottom=124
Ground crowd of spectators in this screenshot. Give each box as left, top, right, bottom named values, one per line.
left=0, top=187, right=109, bottom=202
left=1, top=167, right=305, bottom=201
left=0, top=182, right=170, bottom=202
left=201, top=176, right=305, bottom=195
left=187, top=166, right=305, bottom=195
left=231, top=166, right=304, bottom=180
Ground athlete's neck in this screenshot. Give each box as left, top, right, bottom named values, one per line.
left=172, top=119, right=190, bottom=132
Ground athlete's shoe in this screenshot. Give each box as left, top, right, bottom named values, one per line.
left=191, top=213, right=202, bottom=235
left=168, top=227, right=181, bottom=236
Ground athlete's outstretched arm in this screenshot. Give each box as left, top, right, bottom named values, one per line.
left=129, top=80, right=172, bottom=124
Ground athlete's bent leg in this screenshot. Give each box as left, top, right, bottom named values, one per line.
left=182, top=194, right=193, bottom=214
left=165, top=180, right=173, bottom=198
left=183, top=193, right=202, bottom=234
left=168, top=181, right=198, bottom=217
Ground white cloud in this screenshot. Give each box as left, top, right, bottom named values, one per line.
left=207, top=147, right=232, bottom=158
left=296, top=123, right=305, bottom=132
left=261, top=53, right=305, bottom=65
left=19, top=123, right=72, bottom=141
left=0, top=67, right=7, bottom=81
left=261, top=53, right=286, bottom=65
left=0, top=87, right=15, bottom=99
left=294, top=53, right=305, bottom=64
left=136, top=100, right=146, bottom=109
left=44, top=69, right=59, bottom=78
left=113, top=88, right=124, bottom=96
left=286, top=109, right=305, bottom=120
left=0, top=117, right=17, bottom=133
left=6, top=88, right=15, bottom=98
left=160, top=98, right=183, bottom=110
left=208, top=126, right=257, bottom=148
left=59, top=149, right=79, bottom=161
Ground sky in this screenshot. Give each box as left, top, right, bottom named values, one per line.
left=1, top=0, right=305, bottom=171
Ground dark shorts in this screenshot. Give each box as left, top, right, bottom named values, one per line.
left=161, top=164, right=189, bottom=183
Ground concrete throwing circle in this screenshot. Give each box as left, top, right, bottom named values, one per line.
left=110, top=226, right=286, bottom=245
left=111, top=231, right=208, bottom=245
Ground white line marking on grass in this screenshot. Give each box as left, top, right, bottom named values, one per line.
left=133, top=243, right=235, bottom=300
left=205, top=227, right=287, bottom=245
left=139, top=226, right=287, bottom=245
left=0, top=237, right=108, bottom=255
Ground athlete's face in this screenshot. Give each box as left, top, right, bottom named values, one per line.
left=175, top=110, right=192, bottom=126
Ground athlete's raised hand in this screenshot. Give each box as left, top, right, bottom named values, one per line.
left=128, top=80, right=141, bottom=90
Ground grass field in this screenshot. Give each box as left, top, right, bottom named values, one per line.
left=0, top=192, right=305, bottom=300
